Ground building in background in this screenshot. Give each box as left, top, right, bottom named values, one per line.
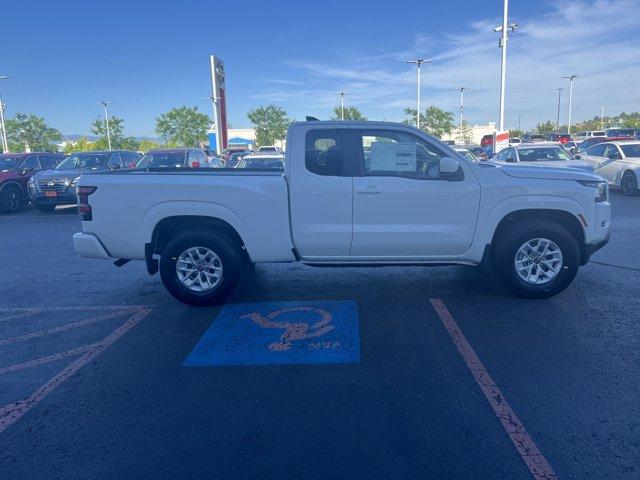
left=442, top=122, right=496, bottom=145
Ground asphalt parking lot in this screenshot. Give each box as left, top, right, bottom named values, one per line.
left=1, top=195, right=639, bottom=480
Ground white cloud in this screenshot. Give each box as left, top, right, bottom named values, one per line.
left=268, top=0, right=640, bottom=130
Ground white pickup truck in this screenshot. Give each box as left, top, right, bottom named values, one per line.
left=73, top=121, right=610, bottom=305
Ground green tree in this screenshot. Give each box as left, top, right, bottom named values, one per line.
left=247, top=105, right=291, bottom=146
left=138, top=139, right=162, bottom=152
left=402, top=106, right=454, bottom=138
left=91, top=115, right=139, bottom=150
left=155, top=106, right=210, bottom=147
left=456, top=121, right=473, bottom=145
left=63, top=137, right=95, bottom=153
left=331, top=106, right=367, bottom=121
left=535, top=120, right=557, bottom=135
left=5, top=113, right=62, bottom=152
left=509, top=129, right=524, bottom=138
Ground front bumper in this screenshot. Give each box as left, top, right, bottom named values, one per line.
left=32, top=192, right=77, bottom=206
left=73, top=233, right=110, bottom=259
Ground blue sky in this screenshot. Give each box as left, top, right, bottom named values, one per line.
left=1, top=0, right=638, bottom=136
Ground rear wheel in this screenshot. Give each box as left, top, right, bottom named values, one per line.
left=621, top=170, right=638, bottom=196
left=0, top=185, right=24, bottom=213
left=492, top=219, right=580, bottom=298
left=35, top=204, right=56, bottom=213
left=159, top=229, right=242, bottom=306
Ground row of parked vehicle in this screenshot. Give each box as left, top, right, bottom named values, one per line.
left=0, top=147, right=286, bottom=214
left=456, top=130, right=640, bottom=196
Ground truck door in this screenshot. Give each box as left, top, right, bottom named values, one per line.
left=288, top=126, right=353, bottom=258
left=349, top=127, right=481, bottom=258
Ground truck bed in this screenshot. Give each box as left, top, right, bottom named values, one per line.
left=79, top=169, right=295, bottom=262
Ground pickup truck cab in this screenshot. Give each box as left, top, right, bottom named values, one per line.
left=73, top=121, right=611, bottom=305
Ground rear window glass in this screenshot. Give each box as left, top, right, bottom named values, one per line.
left=620, top=144, right=640, bottom=157
left=237, top=158, right=284, bottom=170
left=138, top=152, right=186, bottom=167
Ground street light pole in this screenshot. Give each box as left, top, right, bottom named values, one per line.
left=562, top=75, right=580, bottom=135
left=556, top=88, right=564, bottom=130
left=334, top=92, right=347, bottom=120
left=99, top=101, right=113, bottom=150
left=406, top=59, right=431, bottom=129
left=0, top=75, right=9, bottom=153
left=601, top=106, right=605, bottom=130
left=494, top=1, right=518, bottom=131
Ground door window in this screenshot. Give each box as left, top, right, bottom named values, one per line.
left=20, top=156, right=40, bottom=170
left=107, top=153, right=122, bottom=168
left=305, top=129, right=343, bottom=176
left=603, top=144, right=621, bottom=160
left=357, top=130, right=450, bottom=180
left=586, top=144, right=606, bottom=157
left=38, top=155, right=58, bottom=169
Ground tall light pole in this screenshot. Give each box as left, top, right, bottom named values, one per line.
left=335, top=92, right=348, bottom=120
left=453, top=87, right=467, bottom=132
left=600, top=106, right=605, bottom=130
left=99, top=101, right=113, bottom=150
left=0, top=76, right=9, bottom=153
left=204, top=95, right=219, bottom=130
left=556, top=88, right=564, bottom=130
left=405, top=59, right=431, bottom=129
left=494, top=0, right=518, bottom=131
left=562, top=75, right=579, bottom=135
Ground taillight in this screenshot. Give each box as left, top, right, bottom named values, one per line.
left=77, top=186, right=97, bottom=221
left=191, top=161, right=200, bottom=168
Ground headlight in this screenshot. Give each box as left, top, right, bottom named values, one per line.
left=71, top=176, right=80, bottom=186
left=578, top=180, right=608, bottom=202
left=28, top=177, right=36, bottom=186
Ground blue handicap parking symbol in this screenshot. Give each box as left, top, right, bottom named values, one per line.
left=183, top=300, right=360, bottom=366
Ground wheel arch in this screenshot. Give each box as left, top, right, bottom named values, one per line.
left=487, top=208, right=587, bottom=265
left=0, top=179, right=26, bottom=196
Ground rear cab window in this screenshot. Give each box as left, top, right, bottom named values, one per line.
left=305, top=129, right=344, bottom=176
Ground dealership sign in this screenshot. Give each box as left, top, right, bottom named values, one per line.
left=209, top=55, right=228, bottom=155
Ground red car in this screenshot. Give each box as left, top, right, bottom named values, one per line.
left=480, top=134, right=494, bottom=147
left=0, top=152, right=64, bottom=213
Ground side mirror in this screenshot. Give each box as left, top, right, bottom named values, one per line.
left=439, top=157, right=461, bottom=176
left=505, top=157, right=516, bottom=163
left=21, top=167, right=34, bottom=174
left=108, top=164, right=120, bottom=170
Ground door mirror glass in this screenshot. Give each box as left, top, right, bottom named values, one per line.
left=439, top=157, right=460, bottom=174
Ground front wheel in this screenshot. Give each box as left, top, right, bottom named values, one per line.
left=492, top=219, right=580, bottom=298
left=0, top=185, right=23, bottom=213
left=159, top=229, right=242, bottom=306
left=621, top=171, right=638, bottom=196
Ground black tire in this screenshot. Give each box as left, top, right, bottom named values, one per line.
left=35, top=204, right=56, bottom=213
left=491, top=219, right=580, bottom=298
left=621, top=170, right=638, bottom=196
left=159, top=229, right=242, bottom=306
left=0, top=185, right=23, bottom=213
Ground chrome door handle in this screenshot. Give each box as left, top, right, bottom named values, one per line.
left=356, top=186, right=382, bottom=194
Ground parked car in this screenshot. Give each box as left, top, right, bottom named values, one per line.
left=225, top=151, right=250, bottom=167
left=522, top=133, right=545, bottom=143
left=73, top=120, right=610, bottom=305
left=257, top=145, right=281, bottom=153
left=576, top=136, right=631, bottom=153
left=207, top=157, right=225, bottom=168
left=491, top=143, right=594, bottom=171
left=137, top=148, right=210, bottom=169
left=576, top=140, right=640, bottom=195
left=28, top=151, right=139, bottom=212
left=509, top=137, right=522, bottom=145
left=563, top=141, right=579, bottom=153
left=480, top=134, right=493, bottom=147
left=236, top=154, right=284, bottom=170
left=572, top=131, right=606, bottom=142
left=465, top=145, right=486, bottom=159
left=604, top=128, right=637, bottom=138
left=453, top=147, right=478, bottom=163
left=0, top=152, right=64, bottom=213
left=546, top=133, right=571, bottom=144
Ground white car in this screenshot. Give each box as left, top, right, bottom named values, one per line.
left=509, top=137, right=522, bottom=145
left=577, top=140, right=640, bottom=195
left=257, top=145, right=281, bottom=153
left=73, top=120, right=610, bottom=305
left=236, top=153, right=284, bottom=170
left=573, top=130, right=606, bottom=143
left=491, top=143, right=595, bottom=171
left=453, top=147, right=478, bottom=163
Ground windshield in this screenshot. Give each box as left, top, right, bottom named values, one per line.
left=620, top=144, right=640, bottom=157
left=0, top=156, right=21, bottom=170
left=237, top=158, right=284, bottom=170
left=137, top=152, right=186, bottom=168
left=56, top=154, right=109, bottom=170
left=259, top=147, right=277, bottom=152
left=518, top=147, right=573, bottom=162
